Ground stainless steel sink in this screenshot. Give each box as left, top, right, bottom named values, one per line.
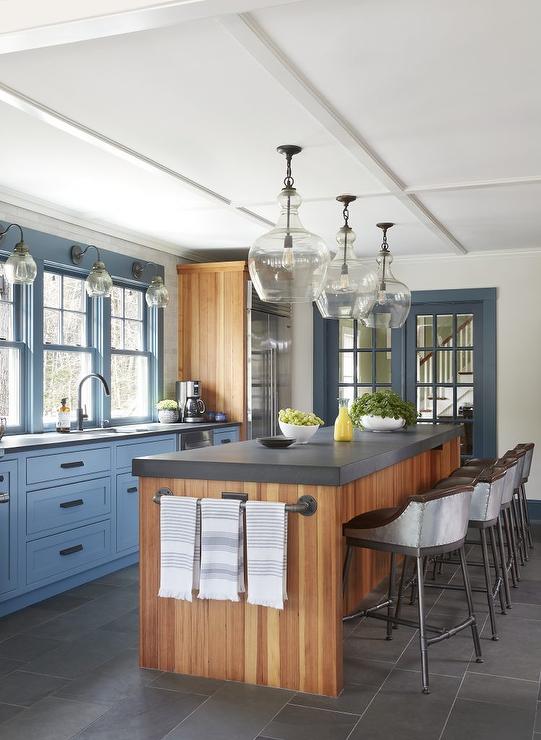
left=82, top=426, right=151, bottom=435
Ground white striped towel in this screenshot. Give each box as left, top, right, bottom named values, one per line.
left=245, top=501, right=288, bottom=610
left=158, top=496, right=199, bottom=601
left=198, top=499, right=244, bottom=602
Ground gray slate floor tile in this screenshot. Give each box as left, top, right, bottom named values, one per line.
left=473, top=616, right=541, bottom=681
left=290, top=682, right=375, bottom=715
left=349, top=669, right=461, bottom=740
left=261, top=704, right=359, bottom=740
left=149, top=671, right=225, bottom=696
left=0, top=696, right=108, bottom=740
left=0, top=607, right=57, bottom=642
left=344, top=620, right=415, bottom=663
left=0, top=670, right=69, bottom=707
left=94, top=565, right=139, bottom=586
left=98, top=608, right=139, bottom=635
left=343, top=656, right=394, bottom=687
left=164, top=682, right=292, bottom=740
left=75, top=686, right=205, bottom=740
left=55, top=649, right=160, bottom=703
left=459, top=671, right=538, bottom=709
left=442, top=698, right=534, bottom=740
left=0, top=633, right=62, bottom=662
left=38, top=593, right=91, bottom=612
left=0, top=658, right=23, bottom=677
left=0, top=703, right=26, bottom=725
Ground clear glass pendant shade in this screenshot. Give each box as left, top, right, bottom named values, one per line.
left=146, top=275, right=169, bottom=308
left=316, top=226, right=375, bottom=319
left=85, top=260, right=113, bottom=298
left=363, top=249, right=411, bottom=329
left=249, top=187, right=330, bottom=303
left=4, top=241, right=37, bottom=285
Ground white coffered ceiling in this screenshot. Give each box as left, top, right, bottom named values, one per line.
left=0, top=0, right=539, bottom=259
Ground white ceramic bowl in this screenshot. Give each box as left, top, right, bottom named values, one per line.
left=360, top=415, right=405, bottom=432
left=278, top=421, right=320, bottom=444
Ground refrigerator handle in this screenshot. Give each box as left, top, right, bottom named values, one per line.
left=270, top=346, right=278, bottom=435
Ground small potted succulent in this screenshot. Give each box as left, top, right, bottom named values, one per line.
left=156, top=399, right=179, bottom=424
left=349, top=390, right=417, bottom=432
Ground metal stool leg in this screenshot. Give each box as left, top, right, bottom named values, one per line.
left=513, top=495, right=528, bottom=564
left=489, top=525, right=506, bottom=615
left=386, top=553, right=396, bottom=640
left=521, top=483, right=534, bottom=550
left=480, top=529, right=498, bottom=640
left=458, top=547, right=483, bottom=663
left=415, top=556, right=430, bottom=694
left=497, top=516, right=512, bottom=607
left=504, top=508, right=520, bottom=585
left=393, top=556, right=408, bottom=629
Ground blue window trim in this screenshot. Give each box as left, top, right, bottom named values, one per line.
left=313, top=288, right=496, bottom=456
left=0, top=220, right=165, bottom=434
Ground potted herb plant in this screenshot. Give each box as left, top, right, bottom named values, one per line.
left=349, top=390, right=417, bottom=432
left=156, top=399, right=179, bottom=424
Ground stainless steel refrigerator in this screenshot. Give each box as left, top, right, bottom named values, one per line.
left=246, top=283, right=292, bottom=439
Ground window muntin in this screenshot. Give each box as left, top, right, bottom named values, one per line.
left=0, top=262, right=23, bottom=428
left=0, top=271, right=14, bottom=341
left=338, top=319, right=392, bottom=400
left=42, top=270, right=93, bottom=426
left=110, top=284, right=151, bottom=421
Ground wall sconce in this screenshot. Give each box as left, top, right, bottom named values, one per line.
left=0, top=223, right=37, bottom=286
left=132, top=261, right=169, bottom=308
left=71, top=244, right=113, bottom=298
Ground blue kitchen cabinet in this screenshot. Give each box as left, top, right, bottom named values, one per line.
left=0, top=460, right=18, bottom=597
left=116, top=472, right=139, bottom=553
left=213, top=427, right=240, bottom=445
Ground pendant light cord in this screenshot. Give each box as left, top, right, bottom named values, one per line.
left=341, top=203, right=350, bottom=275
left=283, top=153, right=295, bottom=249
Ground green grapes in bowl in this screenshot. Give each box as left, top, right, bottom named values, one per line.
left=278, top=408, right=324, bottom=444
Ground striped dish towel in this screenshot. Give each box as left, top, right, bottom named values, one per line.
left=245, top=501, right=288, bottom=610
left=158, top=496, right=199, bottom=601
left=198, top=499, right=244, bottom=602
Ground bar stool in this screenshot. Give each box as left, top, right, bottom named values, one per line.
left=342, top=483, right=482, bottom=694
left=515, top=443, right=535, bottom=550
left=431, top=467, right=507, bottom=640
left=502, top=448, right=528, bottom=564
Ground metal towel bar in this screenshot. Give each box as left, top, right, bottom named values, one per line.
left=152, top=487, right=317, bottom=516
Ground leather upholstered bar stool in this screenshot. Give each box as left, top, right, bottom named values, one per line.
left=342, top=484, right=482, bottom=694
left=515, top=443, right=535, bottom=550
left=432, top=467, right=507, bottom=639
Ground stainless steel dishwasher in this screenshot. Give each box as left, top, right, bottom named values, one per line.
left=180, top=429, right=212, bottom=450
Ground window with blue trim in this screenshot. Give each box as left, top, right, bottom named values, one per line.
left=42, top=270, right=94, bottom=426
left=110, top=283, right=151, bottom=421
left=0, top=261, right=24, bottom=429
left=338, top=319, right=393, bottom=405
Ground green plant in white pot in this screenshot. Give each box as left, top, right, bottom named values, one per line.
left=349, top=390, right=417, bottom=432
left=157, top=399, right=179, bottom=424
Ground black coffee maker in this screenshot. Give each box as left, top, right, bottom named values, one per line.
left=176, top=380, right=206, bottom=422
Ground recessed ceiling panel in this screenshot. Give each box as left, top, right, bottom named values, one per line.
left=0, top=19, right=387, bottom=204
left=419, top=184, right=541, bottom=251
left=253, top=0, right=541, bottom=186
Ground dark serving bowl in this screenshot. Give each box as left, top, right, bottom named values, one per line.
left=256, top=436, right=296, bottom=449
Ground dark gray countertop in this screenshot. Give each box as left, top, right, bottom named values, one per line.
left=132, top=423, right=462, bottom=486
left=0, top=421, right=240, bottom=454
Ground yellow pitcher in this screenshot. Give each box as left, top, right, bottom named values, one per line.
left=334, top=398, right=353, bottom=442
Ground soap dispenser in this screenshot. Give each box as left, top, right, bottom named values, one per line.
left=56, top=398, right=71, bottom=433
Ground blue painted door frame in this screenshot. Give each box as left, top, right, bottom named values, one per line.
left=313, top=288, right=497, bottom=457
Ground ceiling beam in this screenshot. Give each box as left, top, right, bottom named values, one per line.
left=0, top=81, right=273, bottom=230
left=220, top=13, right=467, bottom=255
left=0, top=0, right=302, bottom=55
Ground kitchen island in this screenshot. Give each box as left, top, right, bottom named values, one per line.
left=134, top=424, right=461, bottom=696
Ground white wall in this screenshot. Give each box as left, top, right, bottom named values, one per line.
left=0, top=201, right=185, bottom=397
left=291, top=250, right=541, bottom=499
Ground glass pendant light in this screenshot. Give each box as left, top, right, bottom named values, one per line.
left=132, top=261, right=169, bottom=308
left=316, top=195, right=375, bottom=319
left=0, top=224, right=37, bottom=285
left=71, top=244, right=113, bottom=298
left=248, top=145, right=330, bottom=303
left=363, top=222, right=411, bottom=329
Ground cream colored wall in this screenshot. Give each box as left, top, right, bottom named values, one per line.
left=0, top=201, right=185, bottom=397
left=291, top=250, right=541, bottom=499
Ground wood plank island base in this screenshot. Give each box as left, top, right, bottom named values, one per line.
left=134, top=425, right=461, bottom=696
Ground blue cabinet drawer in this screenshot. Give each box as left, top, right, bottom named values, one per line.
left=213, top=427, right=240, bottom=445
left=116, top=473, right=139, bottom=553
left=26, top=446, right=111, bottom=486
left=0, top=461, right=18, bottom=597
left=26, top=521, right=111, bottom=585
left=116, top=435, right=175, bottom=470
left=27, top=477, right=111, bottom=537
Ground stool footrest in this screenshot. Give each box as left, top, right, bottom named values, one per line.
left=427, top=616, right=476, bottom=645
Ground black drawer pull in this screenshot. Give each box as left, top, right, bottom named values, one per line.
left=60, top=461, right=84, bottom=469
left=60, top=499, right=84, bottom=509
left=127, top=486, right=138, bottom=493
left=59, top=544, right=83, bottom=556
left=220, top=439, right=231, bottom=444
left=0, top=475, right=4, bottom=482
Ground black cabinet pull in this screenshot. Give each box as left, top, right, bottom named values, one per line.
left=59, top=544, right=83, bottom=556
left=127, top=486, right=138, bottom=493
left=220, top=439, right=231, bottom=444
left=60, top=499, right=84, bottom=509
left=0, top=475, right=4, bottom=482
left=60, top=461, right=84, bottom=469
